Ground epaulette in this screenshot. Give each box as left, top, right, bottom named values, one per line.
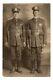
left=8, top=17, right=13, bottom=21
left=39, top=16, right=46, bottom=21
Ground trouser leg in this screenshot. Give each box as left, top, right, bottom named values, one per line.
left=36, top=47, right=42, bottom=72
left=31, top=47, right=36, bottom=72
left=9, top=46, right=16, bottom=72
left=16, top=46, right=22, bottom=72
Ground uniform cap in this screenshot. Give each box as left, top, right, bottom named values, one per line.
left=12, top=8, right=20, bottom=13
left=32, top=6, right=39, bottom=11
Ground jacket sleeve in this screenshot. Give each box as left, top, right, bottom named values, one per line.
left=43, top=20, right=47, bottom=45
left=22, top=23, right=26, bottom=45
left=4, top=20, right=9, bottom=43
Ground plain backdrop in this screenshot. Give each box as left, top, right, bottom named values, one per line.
left=3, top=4, right=50, bottom=66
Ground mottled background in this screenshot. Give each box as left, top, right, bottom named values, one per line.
left=3, top=4, right=50, bottom=69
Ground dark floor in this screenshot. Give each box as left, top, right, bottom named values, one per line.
left=3, top=65, right=50, bottom=77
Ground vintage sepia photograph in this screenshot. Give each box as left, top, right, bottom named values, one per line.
left=3, top=3, right=50, bottom=77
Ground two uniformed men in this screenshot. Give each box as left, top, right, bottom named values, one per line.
left=5, top=6, right=47, bottom=73
left=25, top=6, right=47, bottom=73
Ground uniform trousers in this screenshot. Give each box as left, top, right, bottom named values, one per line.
left=31, top=46, right=42, bottom=71
left=9, top=45, right=22, bottom=71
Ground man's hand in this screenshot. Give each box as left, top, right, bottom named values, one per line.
left=44, top=41, right=47, bottom=46
left=4, top=42, right=9, bottom=48
left=43, top=41, right=47, bottom=47
left=43, top=44, right=46, bottom=47
left=23, top=42, right=26, bottom=47
left=27, top=44, right=29, bottom=48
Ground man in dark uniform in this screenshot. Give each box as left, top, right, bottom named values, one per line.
left=4, top=7, right=24, bottom=73
left=26, top=6, right=47, bottom=73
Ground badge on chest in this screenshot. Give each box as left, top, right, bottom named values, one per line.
left=39, top=23, right=43, bottom=26
left=35, top=23, right=43, bottom=35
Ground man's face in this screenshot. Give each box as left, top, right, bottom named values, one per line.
left=13, top=12, right=19, bottom=19
left=33, top=11, right=39, bottom=17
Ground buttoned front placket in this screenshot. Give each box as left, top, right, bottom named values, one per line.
left=35, top=18, right=41, bottom=47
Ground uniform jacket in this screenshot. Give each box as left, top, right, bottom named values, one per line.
left=25, top=17, right=47, bottom=47
left=5, top=18, right=24, bottom=47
